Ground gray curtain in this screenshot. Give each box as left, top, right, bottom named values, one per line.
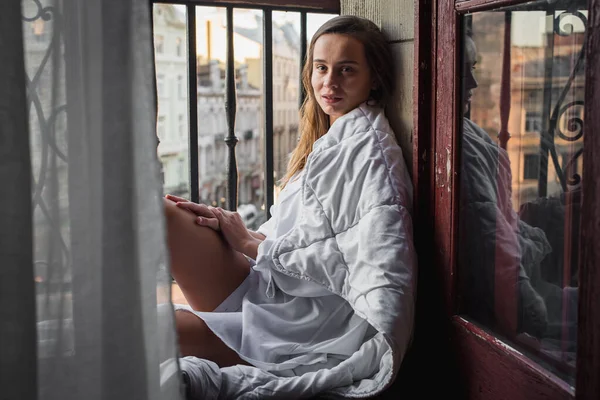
left=1, top=1, right=183, bottom=399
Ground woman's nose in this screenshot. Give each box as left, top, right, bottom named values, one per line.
left=323, top=72, right=339, bottom=88
left=466, top=70, right=478, bottom=91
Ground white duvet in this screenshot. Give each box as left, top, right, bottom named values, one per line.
left=178, top=103, right=417, bottom=399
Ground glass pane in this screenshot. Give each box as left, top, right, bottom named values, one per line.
left=153, top=4, right=190, bottom=198
left=194, top=7, right=266, bottom=228
left=195, top=6, right=228, bottom=210
left=155, top=7, right=338, bottom=230
left=458, top=1, right=587, bottom=386
left=232, top=8, right=265, bottom=228
left=272, top=11, right=301, bottom=203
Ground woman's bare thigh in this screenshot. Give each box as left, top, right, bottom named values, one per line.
left=175, top=310, right=248, bottom=367
left=164, top=198, right=250, bottom=312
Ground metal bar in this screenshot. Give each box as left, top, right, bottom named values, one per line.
left=187, top=5, right=200, bottom=203
left=494, top=10, right=518, bottom=339
left=538, top=9, right=555, bottom=197
left=225, top=6, right=238, bottom=211
left=263, top=9, right=274, bottom=218
left=497, top=11, right=511, bottom=149
left=299, top=11, right=307, bottom=107
left=150, top=0, right=340, bottom=14
left=561, top=186, right=580, bottom=361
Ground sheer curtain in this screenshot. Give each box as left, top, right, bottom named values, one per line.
left=1, top=1, right=183, bottom=399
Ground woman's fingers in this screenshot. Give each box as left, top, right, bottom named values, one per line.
left=165, top=194, right=188, bottom=203
left=195, top=216, right=220, bottom=231
left=211, top=208, right=228, bottom=222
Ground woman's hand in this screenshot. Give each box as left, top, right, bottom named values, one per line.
left=165, top=195, right=220, bottom=231
left=211, top=207, right=262, bottom=259
left=165, top=195, right=262, bottom=258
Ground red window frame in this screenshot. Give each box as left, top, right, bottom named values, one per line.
left=412, top=0, right=600, bottom=399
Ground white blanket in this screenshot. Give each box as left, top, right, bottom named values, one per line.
left=180, top=103, right=417, bottom=399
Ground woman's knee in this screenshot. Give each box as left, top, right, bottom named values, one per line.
left=163, top=198, right=221, bottom=243
left=164, top=197, right=193, bottom=223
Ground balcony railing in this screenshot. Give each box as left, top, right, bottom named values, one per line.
left=153, top=1, right=339, bottom=220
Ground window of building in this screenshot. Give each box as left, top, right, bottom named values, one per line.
left=177, top=75, right=184, bottom=99
left=157, top=115, right=166, bottom=141
left=523, top=153, right=540, bottom=180
left=176, top=37, right=182, bottom=57
left=525, top=111, right=542, bottom=132
left=178, top=159, right=186, bottom=183
left=178, top=114, right=185, bottom=138
left=156, top=74, right=165, bottom=98
left=155, top=34, right=164, bottom=54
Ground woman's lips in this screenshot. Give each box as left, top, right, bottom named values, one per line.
left=322, top=95, right=342, bottom=104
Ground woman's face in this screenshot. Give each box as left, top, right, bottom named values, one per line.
left=311, top=33, right=373, bottom=125
left=463, top=36, right=479, bottom=115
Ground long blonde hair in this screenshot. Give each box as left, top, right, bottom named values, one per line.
left=280, top=15, right=396, bottom=187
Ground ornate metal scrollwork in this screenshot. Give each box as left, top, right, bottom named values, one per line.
left=547, top=10, right=587, bottom=192
left=557, top=101, right=584, bottom=142
left=22, top=0, right=53, bottom=22
left=21, top=0, right=71, bottom=329
left=554, top=10, right=587, bottom=37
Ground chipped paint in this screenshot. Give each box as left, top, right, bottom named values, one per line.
left=446, top=147, right=451, bottom=192
left=435, top=152, right=442, bottom=179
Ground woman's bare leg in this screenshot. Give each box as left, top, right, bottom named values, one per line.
left=164, top=198, right=251, bottom=367
left=164, top=197, right=250, bottom=311
left=175, top=310, right=249, bottom=367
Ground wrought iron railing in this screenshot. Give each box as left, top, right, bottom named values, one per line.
left=22, top=0, right=72, bottom=323
left=494, top=7, right=586, bottom=197
left=541, top=9, right=587, bottom=195
left=157, top=1, right=335, bottom=218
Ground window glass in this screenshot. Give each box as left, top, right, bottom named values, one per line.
left=153, top=5, right=338, bottom=227
left=458, top=2, right=587, bottom=386
left=153, top=4, right=190, bottom=197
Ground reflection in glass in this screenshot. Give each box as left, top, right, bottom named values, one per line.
left=458, top=1, right=586, bottom=385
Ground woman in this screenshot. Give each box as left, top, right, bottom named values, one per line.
left=458, top=31, right=551, bottom=339
left=165, top=15, right=417, bottom=399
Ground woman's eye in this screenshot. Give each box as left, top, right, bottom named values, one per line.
left=315, top=65, right=326, bottom=72
left=341, top=66, right=353, bottom=73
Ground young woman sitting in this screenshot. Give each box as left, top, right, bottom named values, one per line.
left=164, top=15, right=417, bottom=399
